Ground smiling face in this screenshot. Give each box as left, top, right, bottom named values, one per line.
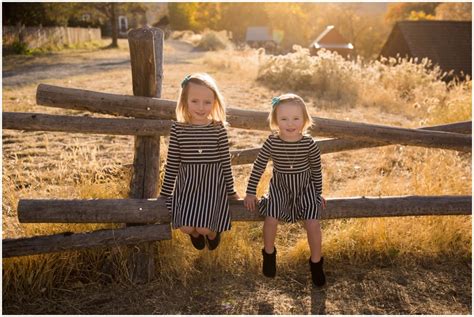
left=275, top=102, right=305, bottom=141
left=186, top=82, right=216, bottom=125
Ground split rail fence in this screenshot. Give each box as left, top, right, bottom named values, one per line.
left=2, top=27, right=472, bottom=283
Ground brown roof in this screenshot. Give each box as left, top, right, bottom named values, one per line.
left=380, top=20, right=472, bottom=77
left=310, top=25, right=354, bottom=50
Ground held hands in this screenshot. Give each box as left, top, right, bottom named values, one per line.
left=244, top=194, right=258, bottom=212
left=320, top=196, right=327, bottom=209
left=229, top=193, right=240, bottom=200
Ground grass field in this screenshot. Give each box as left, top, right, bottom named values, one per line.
left=2, top=39, right=471, bottom=314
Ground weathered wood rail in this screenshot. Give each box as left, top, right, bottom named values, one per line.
left=2, top=112, right=471, bottom=165
left=35, top=84, right=471, bottom=152
left=3, top=224, right=171, bottom=258
left=4, top=195, right=471, bottom=258
left=18, top=196, right=472, bottom=223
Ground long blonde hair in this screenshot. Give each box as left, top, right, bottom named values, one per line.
left=268, top=93, right=313, bottom=134
left=176, top=73, right=227, bottom=124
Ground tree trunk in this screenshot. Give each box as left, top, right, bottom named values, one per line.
left=110, top=3, right=118, bottom=48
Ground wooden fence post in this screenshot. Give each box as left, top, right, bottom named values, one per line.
left=127, top=26, right=164, bottom=283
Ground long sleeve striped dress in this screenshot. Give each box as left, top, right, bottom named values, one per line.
left=246, top=134, right=323, bottom=222
left=160, top=121, right=236, bottom=232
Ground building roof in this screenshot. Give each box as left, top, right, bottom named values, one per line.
left=310, top=25, right=354, bottom=50
left=380, top=20, right=472, bottom=76
left=245, top=26, right=273, bottom=42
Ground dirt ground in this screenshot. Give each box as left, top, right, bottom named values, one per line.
left=2, top=39, right=472, bottom=314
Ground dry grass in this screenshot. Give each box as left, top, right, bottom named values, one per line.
left=2, top=39, right=471, bottom=314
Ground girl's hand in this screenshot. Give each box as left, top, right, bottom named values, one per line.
left=229, top=193, right=240, bottom=200
left=244, top=194, right=258, bottom=212
left=320, top=196, right=327, bottom=209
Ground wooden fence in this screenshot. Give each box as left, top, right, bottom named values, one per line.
left=3, top=25, right=102, bottom=49
left=2, top=27, right=472, bottom=283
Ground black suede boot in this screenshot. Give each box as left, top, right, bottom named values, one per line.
left=206, top=232, right=221, bottom=251
left=309, top=257, right=326, bottom=287
left=262, top=247, right=277, bottom=278
left=189, top=234, right=205, bottom=250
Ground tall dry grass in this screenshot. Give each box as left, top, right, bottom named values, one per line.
left=257, top=46, right=472, bottom=121
left=3, top=46, right=471, bottom=300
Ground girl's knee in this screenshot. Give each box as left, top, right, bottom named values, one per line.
left=179, top=226, right=195, bottom=234
left=304, top=219, right=321, bottom=230
left=265, top=216, right=279, bottom=225
left=196, top=227, right=212, bottom=236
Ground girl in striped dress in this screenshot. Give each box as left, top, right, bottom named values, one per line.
left=159, top=73, right=238, bottom=251
left=244, top=93, right=327, bottom=286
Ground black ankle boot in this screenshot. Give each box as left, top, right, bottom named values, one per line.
left=206, top=232, right=221, bottom=251
left=262, top=247, right=277, bottom=278
left=309, top=257, right=326, bottom=287
left=189, top=234, right=205, bottom=250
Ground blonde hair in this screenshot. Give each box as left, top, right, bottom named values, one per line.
left=268, top=93, right=313, bottom=134
left=176, top=73, right=227, bottom=124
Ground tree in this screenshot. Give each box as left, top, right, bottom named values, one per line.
left=2, top=2, right=75, bottom=26
left=435, top=2, right=472, bottom=21
left=385, top=2, right=440, bottom=23
left=407, top=11, right=436, bottom=21
left=72, top=3, right=147, bottom=48
left=220, top=3, right=269, bottom=42
left=168, top=2, right=199, bottom=30
left=264, top=3, right=311, bottom=48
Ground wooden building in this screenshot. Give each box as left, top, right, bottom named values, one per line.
left=309, top=25, right=355, bottom=58
left=380, top=20, right=472, bottom=79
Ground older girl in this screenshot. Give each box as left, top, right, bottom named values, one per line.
left=160, top=73, right=238, bottom=251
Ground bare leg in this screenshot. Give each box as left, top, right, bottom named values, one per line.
left=304, top=219, right=322, bottom=263
left=196, top=227, right=216, bottom=240
left=180, top=226, right=198, bottom=237
left=263, top=216, right=279, bottom=253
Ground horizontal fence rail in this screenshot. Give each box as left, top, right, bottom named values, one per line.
left=2, top=112, right=172, bottom=136
left=3, top=112, right=472, bottom=165
left=36, top=84, right=472, bottom=152
left=230, top=121, right=472, bottom=165
left=2, top=224, right=171, bottom=258
left=18, top=196, right=472, bottom=224
left=6, top=195, right=470, bottom=258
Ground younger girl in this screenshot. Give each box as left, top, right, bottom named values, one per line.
left=244, top=93, right=327, bottom=286
left=159, top=73, right=238, bottom=251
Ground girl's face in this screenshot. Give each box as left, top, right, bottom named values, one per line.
left=276, top=102, right=305, bottom=141
left=186, top=82, right=215, bottom=124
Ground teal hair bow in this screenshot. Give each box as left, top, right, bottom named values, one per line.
left=271, top=97, right=280, bottom=108
left=181, top=75, right=191, bottom=88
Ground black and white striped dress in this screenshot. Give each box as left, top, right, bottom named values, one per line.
left=160, top=121, right=236, bottom=232
left=246, top=134, right=323, bottom=223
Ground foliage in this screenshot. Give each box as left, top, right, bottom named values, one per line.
left=11, top=40, right=31, bottom=55
left=385, top=2, right=440, bottom=23
left=435, top=2, right=472, bottom=21
left=195, top=30, right=233, bottom=51
left=168, top=2, right=200, bottom=31
left=166, top=3, right=391, bottom=59
left=2, top=2, right=75, bottom=27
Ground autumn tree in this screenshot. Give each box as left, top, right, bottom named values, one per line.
left=385, top=2, right=440, bottom=24
left=435, top=2, right=472, bottom=21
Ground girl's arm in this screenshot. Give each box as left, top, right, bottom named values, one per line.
left=218, top=125, right=237, bottom=196
left=246, top=137, right=272, bottom=196
left=160, top=123, right=181, bottom=197
left=309, top=140, right=323, bottom=203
